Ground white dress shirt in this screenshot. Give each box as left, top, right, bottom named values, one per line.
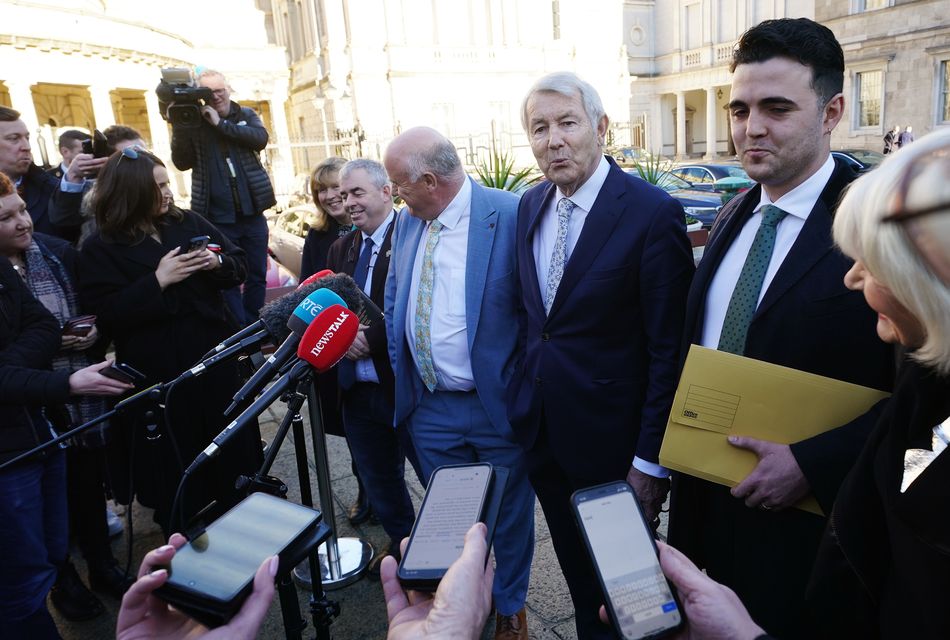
left=355, top=210, right=395, bottom=384
left=700, top=154, right=835, bottom=349
left=406, top=178, right=475, bottom=391
left=533, top=155, right=610, bottom=291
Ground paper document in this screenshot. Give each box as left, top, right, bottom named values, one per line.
left=659, top=345, right=890, bottom=515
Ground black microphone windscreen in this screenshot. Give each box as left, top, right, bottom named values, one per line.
left=298, top=273, right=364, bottom=318
left=258, top=287, right=313, bottom=342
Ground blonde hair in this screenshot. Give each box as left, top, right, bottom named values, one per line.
left=834, top=128, right=950, bottom=373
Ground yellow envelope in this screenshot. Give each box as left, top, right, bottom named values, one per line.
left=659, top=345, right=890, bottom=515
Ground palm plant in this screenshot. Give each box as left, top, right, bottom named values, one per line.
left=474, top=150, right=541, bottom=193
left=629, top=151, right=673, bottom=187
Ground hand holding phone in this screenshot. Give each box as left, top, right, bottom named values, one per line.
left=573, top=482, right=684, bottom=640
left=62, top=314, right=96, bottom=337
left=397, top=463, right=497, bottom=591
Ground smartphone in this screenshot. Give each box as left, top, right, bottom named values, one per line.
left=80, top=130, right=109, bottom=158
left=101, top=362, right=147, bottom=385
left=397, top=463, right=493, bottom=590
left=181, top=235, right=211, bottom=254
left=155, top=492, right=323, bottom=627
left=62, top=314, right=96, bottom=337
left=572, top=482, right=685, bottom=640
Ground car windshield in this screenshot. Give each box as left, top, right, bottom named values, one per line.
left=721, top=166, right=750, bottom=178
left=656, top=172, right=691, bottom=192
left=847, top=150, right=884, bottom=166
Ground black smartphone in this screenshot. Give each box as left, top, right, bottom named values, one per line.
left=181, top=235, right=211, bottom=254
left=101, top=362, right=147, bottom=385
left=155, top=492, right=323, bottom=627
left=572, top=482, right=685, bottom=640
left=80, top=130, right=109, bottom=158
left=62, top=314, right=96, bottom=337
left=397, top=463, right=493, bottom=590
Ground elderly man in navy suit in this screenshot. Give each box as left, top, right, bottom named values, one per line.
left=508, top=72, right=694, bottom=639
left=384, top=127, right=535, bottom=640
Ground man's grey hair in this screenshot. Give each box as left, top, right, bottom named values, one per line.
left=520, top=71, right=606, bottom=132
left=404, top=135, right=463, bottom=182
left=197, top=68, right=228, bottom=84
left=340, top=158, right=390, bottom=190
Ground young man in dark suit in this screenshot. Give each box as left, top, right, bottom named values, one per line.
left=509, top=72, right=694, bottom=639
left=667, top=19, right=895, bottom=638
left=326, top=158, right=420, bottom=577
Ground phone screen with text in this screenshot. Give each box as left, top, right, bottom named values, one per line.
left=577, top=487, right=681, bottom=639
left=401, top=465, right=491, bottom=572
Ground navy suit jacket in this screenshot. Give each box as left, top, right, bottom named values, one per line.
left=507, top=158, right=694, bottom=479
left=385, top=179, right=520, bottom=437
left=682, top=157, right=896, bottom=510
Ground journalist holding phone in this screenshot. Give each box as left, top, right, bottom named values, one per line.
left=0, top=171, right=132, bottom=639
left=78, top=147, right=262, bottom=536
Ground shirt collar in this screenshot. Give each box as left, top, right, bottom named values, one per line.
left=361, top=210, right=395, bottom=246
left=434, top=176, right=472, bottom=231
left=556, top=155, right=610, bottom=212
left=755, top=154, right=835, bottom=220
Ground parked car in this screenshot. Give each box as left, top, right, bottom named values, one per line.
left=265, top=204, right=321, bottom=277
left=671, top=163, right=751, bottom=192
left=626, top=170, right=721, bottom=228
left=832, top=149, right=884, bottom=174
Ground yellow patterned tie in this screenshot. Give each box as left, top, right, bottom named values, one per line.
left=414, top=220, right=443, bottom=391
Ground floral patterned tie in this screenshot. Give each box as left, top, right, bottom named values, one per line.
left=414, top=220, right=443, bottom=391
left=545, top=198, right=575, bottom=314
left=717, top=204, right=788, bottom=355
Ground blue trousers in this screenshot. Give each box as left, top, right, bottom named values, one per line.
left=216, top=214, right=269, bottom=325
left=407, top=389, right=535, bottom=616
left=342, top=382, right=422, bottom=546
left=0, top=450, right=67, bottom=639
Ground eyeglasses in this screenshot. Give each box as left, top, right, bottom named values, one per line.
left=881, top=149, right=950, bottom=284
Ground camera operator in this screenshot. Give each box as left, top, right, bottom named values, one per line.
left=170, top=69, right=276, bottom=325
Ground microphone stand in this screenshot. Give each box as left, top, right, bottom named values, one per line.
left=292, top=378, right=372, bottom=590
left=235, top=373, right=339, bottom=640
left=0, top=383, right=164, bottom=472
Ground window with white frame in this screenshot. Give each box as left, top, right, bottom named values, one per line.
left=856, top=70, right=883, bottom=128
left=851, top=0, right=890, bottom=12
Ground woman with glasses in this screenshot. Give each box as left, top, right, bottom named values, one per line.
left=78, top=147, right=263, bottom=536
left=805, top=129, right=950, bottom=638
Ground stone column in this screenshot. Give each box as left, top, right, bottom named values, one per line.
left=89, top=84, right=115, bottom=131
left=143, top=90, right=171, bottom=158
left=268, top=86, right=294, bottom=200
left=675, top=91, right=687, bottom=160
left=5, top=81, right=41, bottom=159
left=705, top=86, right=717, bottom=160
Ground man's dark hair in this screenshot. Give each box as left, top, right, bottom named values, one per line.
left=58, top=129, right=90, bottom=149
left=731, top=18, right=845, bottom=106
left=0, top=106, right=21, bottom=122
left=103, top=125, right=142, bottom=149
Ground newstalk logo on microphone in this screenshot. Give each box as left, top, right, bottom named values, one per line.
left=309, top=310, right=353, bottom=357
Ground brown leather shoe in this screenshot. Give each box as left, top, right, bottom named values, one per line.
left=495, top=608, right=527, bottom=640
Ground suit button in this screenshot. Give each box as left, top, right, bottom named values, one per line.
left=541, top=333, right=550, bottom=342
left=535, top=377, right=543, bottom=386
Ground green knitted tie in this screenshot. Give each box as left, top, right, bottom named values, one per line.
left=717, top=204, right=788, bottom=355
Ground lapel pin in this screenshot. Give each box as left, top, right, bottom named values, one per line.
left=489, top=223, right=495, bottom=229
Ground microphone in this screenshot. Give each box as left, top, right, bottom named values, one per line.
left=224, top=288, right=347, bottom=417
left=203, top=271, right=349, bottom=356
left=172, top=328, right=270, bottom=384
left=297, top=269, right=334, bottom=289
left=187, top=304, right=359, bottom=473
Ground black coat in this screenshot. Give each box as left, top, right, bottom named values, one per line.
left=807, top=358, right=950, bottom=638
left=668, top=158, right=896, bottom=638
left=300, top=218, right=349, bottom=281
left=170, top=102, right=276, bottom=223
left=21, top=163, right=78, bottom=243
left=78, top=209, right=260, bottom=525
left=0, top=258, right=71, bottom=464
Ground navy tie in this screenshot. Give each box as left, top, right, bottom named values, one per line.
left=338, top=236, right=374, bottom=390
